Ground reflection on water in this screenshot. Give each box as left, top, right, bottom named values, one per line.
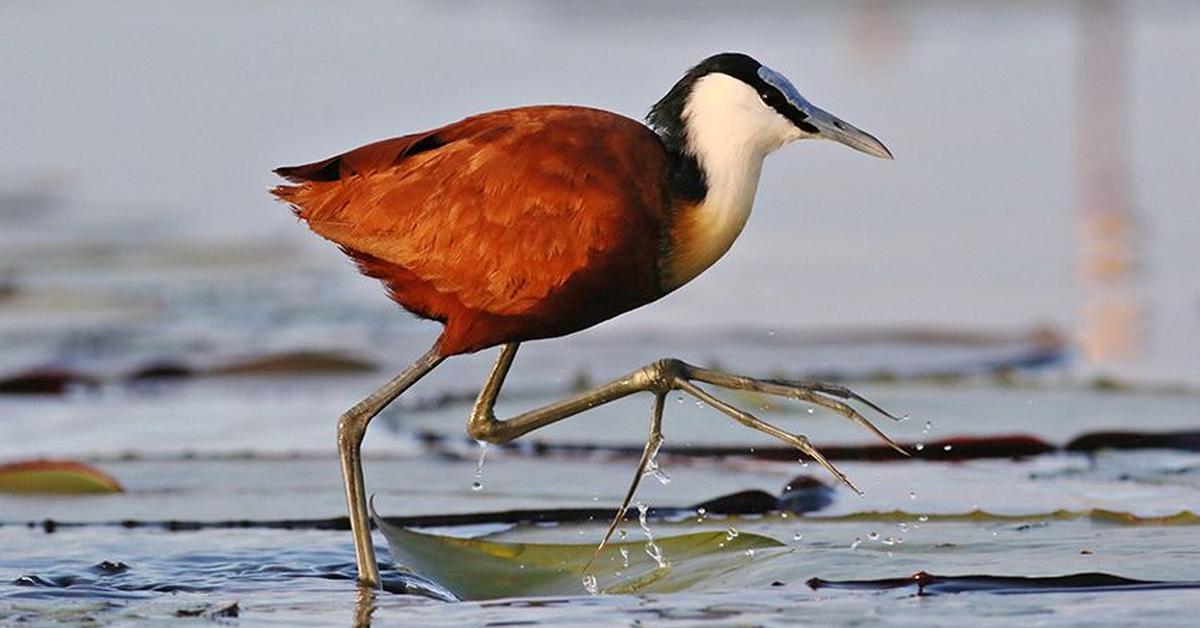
left=1075, top=0, right=1144, bottom=366
left=844, top=2, right=908, bottom=73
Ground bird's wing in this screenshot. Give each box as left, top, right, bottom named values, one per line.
left=273, top=106, right=668, bottom=316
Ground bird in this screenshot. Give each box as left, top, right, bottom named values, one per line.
left=272, top=52, right=902, bottom=589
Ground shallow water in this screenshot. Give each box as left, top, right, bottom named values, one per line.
left=1, top=0, right=1199, bottom=625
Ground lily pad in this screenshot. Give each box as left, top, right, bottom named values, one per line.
left=375, top=511, right=785, bottom=600
left=0, top=459, right=123, bottom=494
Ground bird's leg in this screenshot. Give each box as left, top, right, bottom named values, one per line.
left=337, top=348, right=444, bottom=588
left=467, top=347, right=901, bottom=495
left=463, top=346, right=901, bottom=583
left=465, top=343, right=675, bottom=444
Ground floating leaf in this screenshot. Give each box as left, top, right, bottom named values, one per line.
left=375, top=511, right=784, bottom=600
left=0, top=459, right=123, bottom=494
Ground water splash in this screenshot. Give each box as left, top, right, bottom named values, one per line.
left=636, top=502, right=667, bottom=569
left=581, top=573, right=599, bottom=595
left=642, top=439, right=671, bottom=486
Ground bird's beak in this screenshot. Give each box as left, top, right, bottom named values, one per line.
left=802, top=104, right=893, bottom=160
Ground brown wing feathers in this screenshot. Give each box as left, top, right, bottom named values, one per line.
left=272, top=106, right=669, bottom=354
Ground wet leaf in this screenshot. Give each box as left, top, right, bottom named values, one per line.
left=375, top=513, right=785, bottom=600
left=0, top=459, right=123, bottom=494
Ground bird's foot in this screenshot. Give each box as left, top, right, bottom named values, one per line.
left=587, top=360, right=905, bottom=572
left=656, top=359, right=905, bottom=492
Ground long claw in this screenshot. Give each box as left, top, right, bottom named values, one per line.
left=674, top=379, right=861, bottom=494
left=793, top=434, right=860, bottom=495
left=798, top=393, right=910, bottom=457
left=686, top=366, right=905, bottom=456
left=774, top=379, right=906, bottom=422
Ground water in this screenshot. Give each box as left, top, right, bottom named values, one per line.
left=471, top=442, right=487, bottom=492
left=636, top=503, right=668, bottom=570
left=1, top=0, right=1199, bottom=625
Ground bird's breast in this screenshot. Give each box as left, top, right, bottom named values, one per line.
left=659, top=159, right=762, bottom=292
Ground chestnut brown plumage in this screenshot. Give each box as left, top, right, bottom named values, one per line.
left=274, top=106, right=670, bottom=355
left=273, top=53, right=900, bottom=590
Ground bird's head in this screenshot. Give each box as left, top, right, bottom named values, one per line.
left=648, top=52, right=892, bottom=162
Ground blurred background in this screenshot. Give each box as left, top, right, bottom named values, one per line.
left=0, top=0, right=1197, bottom=449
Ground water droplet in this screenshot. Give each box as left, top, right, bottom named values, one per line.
left=592, top=495, right=599, bottom=502
left=744, top=549, right=755, bottom=557
left=696, top=507, right=707, bottom=516
left=618, top=529, right=628, bottom=540
left=850, top=537, right=862, bottom=550
left=923, top=420, right=934, bottom=434
left=943, top=444, right=953, bottom=452
left=914, top=443, right=925, bottom=451
left=471, top=442, right=487, bottom=492
left=882, top=536, right=901, bottom=546
left=582, top=573, right=599, bottom=595
left=725, top=527, right=740, bottom=541
left=619, top=547, right=630, bottom=568
left=792, top=533, right=804, bottom=541
left=805, top=407, right=815, bottom=415
left=867, top=531, right=879, bottom=541
left=918, top=514, right=929, bottom=522
left=908, top=491, right=917, bottom=500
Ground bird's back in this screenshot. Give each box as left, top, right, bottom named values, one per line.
left=273, top=106, right=671, bottom=355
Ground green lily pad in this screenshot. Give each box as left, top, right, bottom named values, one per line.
left=0, top=459, right=123, bottom=494
left=375, top=511, right=785, bottom=600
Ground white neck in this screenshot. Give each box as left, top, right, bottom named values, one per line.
left=662, top=73, right=799, bottom=291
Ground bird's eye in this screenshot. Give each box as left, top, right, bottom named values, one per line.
left=758, top=91, right=771, bottom=103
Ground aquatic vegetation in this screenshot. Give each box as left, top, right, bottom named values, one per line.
left=0, top=460, right=122, bottom=495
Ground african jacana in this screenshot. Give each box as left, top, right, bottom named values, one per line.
left=273, top=52, right=901, bottom=588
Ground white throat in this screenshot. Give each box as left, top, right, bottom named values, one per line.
left=663, top=73, right=800, bottom=291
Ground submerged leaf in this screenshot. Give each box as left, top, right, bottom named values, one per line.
left=375, top=511, right=784, bottom=600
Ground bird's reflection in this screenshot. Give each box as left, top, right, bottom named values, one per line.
left=1076, top=0, right=1144, bottom=366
